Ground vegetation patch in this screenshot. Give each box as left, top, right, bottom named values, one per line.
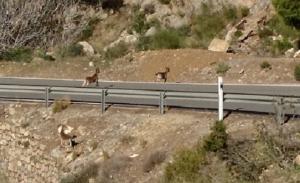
left=260, top=61, right=272, bottom=70
left=216, top=63, right=230, bottom=75
left=0, top=47, right=32, bottom=62
left=104, top=41, right=129, bottom=61
left=272, top=0, right=300, bottom=29
left=35, top=49, right=55, bottom=61
left=57, top=43, right=84, bottom=58
left=60, top=162, right=99, bottom=183
left=143, top=150, right=166, bottom=172
left=294, top=64, right=300, bottom=81
left=158, top=0, right=171, bottom=5
left=203, top=121, right=228, bottom=152
left=52, top=97, right=71, bottom=113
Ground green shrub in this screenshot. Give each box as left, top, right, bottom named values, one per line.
left=58, top=44, right=84, bottom=58
left=104, top=41, right=129, bottom=61
left=164, top=149, right=206, bottom=182
left=136, top=29, right=184, bottom=51
left=0, top=47, right=32, bottom=62
left=272, top=0, right=300, bottom=28
left=150, top=29, right=183, bottom=49
left=203, top=121, right=228, bottom=152
left=234, top=30, right=243, bottom=38
left=268, top=16, right=300, bottom=39
left=79, top=17, right=99, bottom=41
left=131, top=11, right=149, bottom=34
left=158, top=0, right=171, bottom=5
left=294, top=64, right=300, bottom=81
left=216, top=63, right=230, bottom=75
left=241, top=6, right=250, bottom=17
left=260, top=61, right=272, bottom=70
left=191, top=3, right=239, bottom=48
left=35, top=49, right=55, bottom=61
left=258, top=28, right=274, bottom=38
left=271, top=38, right=293, bottom=55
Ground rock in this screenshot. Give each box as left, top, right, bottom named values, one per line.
left=272, top=35, right=283, bottom=41
left=225, top=27, right=237, bottom=43
left=285, top=48, right=295, bottom=58
left=65, top=152, right=77, bottom=163
left=294, top=155, right=300, bottom=166
left=208, top=38, right=230, bottom=52
left=50, top=147, right=64, bottom=159
left=294, top=50, right=300, bottom=58
left=8, top=107, right=16, bottom=115
left=145, top=26, right=157, bottom=37
left=78, top=41, right=95, bottom=56
left=89, top=61, right=94, bottom=67
left=87, top=140, right=98, bottom=152
left=239, top=69, right=245, bottom=74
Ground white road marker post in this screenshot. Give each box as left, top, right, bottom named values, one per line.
left=218, top=77, right=224, bottom=121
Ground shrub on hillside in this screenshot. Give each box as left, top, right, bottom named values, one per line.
left=203, top=121, right=228, bottom=152
left=294, top=64, right=300, bottom=81
left=104, top=41, right=129, bottom=61
left=58, top=44, right=84, bottom=58
left=143, top=151, right=166, bottom=172
left=260, top=61, right=272, bottom=70
left=216, top=63, right=230, bottom=75
left=272, top=0, right=300, bottom=29
left=52, top=98, right=71, bottom=113
left=0, top=47, right=32, bottom=62
left=158, top=0, right=171, bottom=5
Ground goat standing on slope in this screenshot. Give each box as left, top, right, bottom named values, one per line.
left=155, top=67, right=170, bottom=82
left=57, top=124, right=77, bottom=148
left=82, top=67, right=100, bottom=87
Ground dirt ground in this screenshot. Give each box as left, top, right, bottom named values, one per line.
left=1, top=49, right=299, bottom=84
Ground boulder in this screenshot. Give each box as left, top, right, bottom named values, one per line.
left=208, top=38, right=230, bottom=52
left=285, top=48, right=295, bottom=58
left=78, top=41, right=95, bottom=56
left=294, top=50, right=300, bottom=58
left=145, top=26, right=157, bottom=37
left=294, top=154, right=300, bottom=166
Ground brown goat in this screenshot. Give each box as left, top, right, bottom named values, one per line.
left=82, top=67, right=100, bottom=87
left=155, top=67, right=170, bottom=82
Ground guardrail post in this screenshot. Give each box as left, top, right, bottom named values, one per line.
left=45, top=87, right=50, bottom=108
left=218, top=77, right=224, bottom=121
left=159, top=92, right=165, bottom=114
left=101, top=89, right=107, bottom=113
left=275, top=97, right=285, bottom=124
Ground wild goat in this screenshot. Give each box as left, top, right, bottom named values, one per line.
left=57, top=124, right=77, bottom=148
left=155, top=67, right=170, bottom=82
left=82, top=67, right=100, bottom=87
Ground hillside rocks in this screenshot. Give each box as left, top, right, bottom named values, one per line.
left=208, top=38, right=230, bottom=52
left=78, top=41, right=95, bottom=56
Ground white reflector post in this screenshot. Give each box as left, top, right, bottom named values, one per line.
left=218, top=77, right=224, bottom=121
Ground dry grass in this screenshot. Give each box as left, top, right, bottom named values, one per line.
left=52, top=97, right=71, bottom=113
left=143, top=150, right=166, bottom=172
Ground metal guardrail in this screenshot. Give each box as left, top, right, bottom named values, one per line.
left=0, top=77, right=300, bottom=124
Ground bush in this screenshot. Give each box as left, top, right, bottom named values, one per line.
left=104, top=41, right=129, bottom=61
left=158, top=0, right=171, bottom=5
left=191, top=3, right=239, bottom=48
left=294, top=64, right=300, bottom=81
left=60, top=162, right=99, bottom=183
left=203, top=121, right=228, bottom=152
left=260, top=61, right=272, bottom=70
left=164, top=149, right=206, bottom=182
left=268, top=16, right=300, bottom=39
left=58, top=44, right=84, bottom=58
left=241, top=6, right=250, bottom=17
left=271, top=38, right=293, bottom=55
left=52, top=98, right=71, bottom=113
left=272, top=0, right=300, bottom=29
left=258, top=28, right=274, bottom=38
left=131, top=11, right=149, bottom=34
left=0, top=47, right=32, bottom=62
left=216, top=63, right=230, bottom=75
left=143, top=151, right=166, bottom=172
left=35, top=49, right=55, bottom=61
